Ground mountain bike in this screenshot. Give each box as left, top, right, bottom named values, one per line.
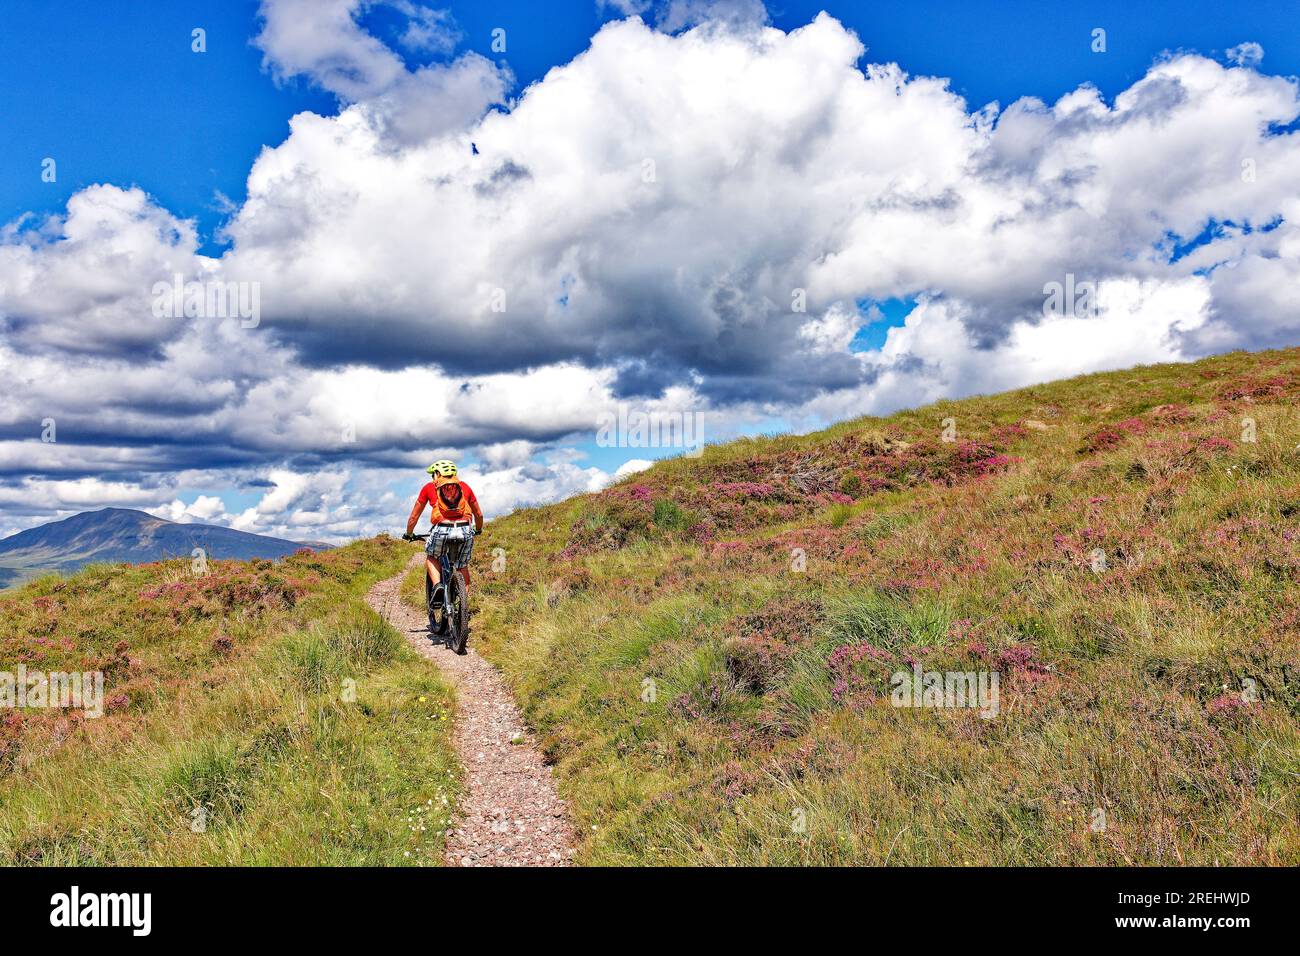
left=408, top=530, right=472, bottom=654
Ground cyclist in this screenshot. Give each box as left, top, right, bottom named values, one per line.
left=403, top=460, right=483, bottom=600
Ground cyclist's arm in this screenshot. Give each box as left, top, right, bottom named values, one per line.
left=405, top=496, right=427, bottom=536
left=469, top=496, right=484, bottom=534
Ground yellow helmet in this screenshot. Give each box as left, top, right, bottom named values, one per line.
left=427, top=459, right=458, bottom=478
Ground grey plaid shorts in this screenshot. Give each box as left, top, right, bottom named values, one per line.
left=425, top=523, right=474, bottom=568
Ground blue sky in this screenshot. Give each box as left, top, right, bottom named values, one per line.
left=1, top=0, right=1298, bottom=539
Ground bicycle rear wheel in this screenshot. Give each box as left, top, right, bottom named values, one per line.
left=446, top=569, right=469, bottom=654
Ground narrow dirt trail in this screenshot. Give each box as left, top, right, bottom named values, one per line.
left=365, top=557, right=575, bottom=866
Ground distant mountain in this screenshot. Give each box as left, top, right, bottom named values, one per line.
left=0, top=566, right=32, bottom=589
left=0, top=508, right=330, bottom=587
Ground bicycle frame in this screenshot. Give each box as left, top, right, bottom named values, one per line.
left=409, top=531, right=471, bottom=652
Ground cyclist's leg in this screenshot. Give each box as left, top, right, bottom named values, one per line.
left=424, top=530, right=444, bottom=588
left=457, top=526, right=474, bottom=586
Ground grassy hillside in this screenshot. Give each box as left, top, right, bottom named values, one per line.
left=1, top=539, right=458, bottom=865
left=435, top=347, right=1300, bottom=865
